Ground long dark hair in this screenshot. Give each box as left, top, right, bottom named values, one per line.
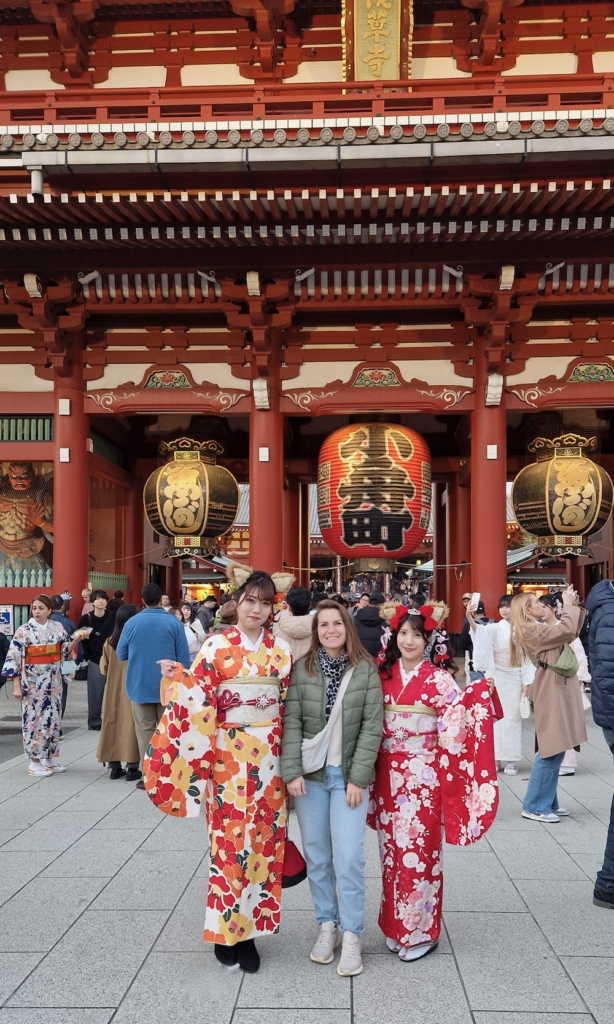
left=304, top=599, right=373, bottom=675
left=380, top=610, right=457, bottom=679
left=108, top=603, right=137, bottom=649
left=180, top=602, right=195, bottom=623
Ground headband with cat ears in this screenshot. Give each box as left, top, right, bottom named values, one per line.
left=225, top=561, right=296, bottom=607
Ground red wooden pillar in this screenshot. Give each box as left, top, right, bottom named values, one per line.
left=447, top=474, right=472, bottom=632
left=432, top=482, right=447, bottom=602
left=283, top=476, right=300, bottom=575
left=298, top=481, right=311, bottom=589
left=53, top=349, right=89, bottom=604
left=170, top=557, right=183, bottom=605
left=471, top=342, right=508, bottom=620
left=124, top=475, right=145, bottom=604
left=249, top=380, right=284, bottom=574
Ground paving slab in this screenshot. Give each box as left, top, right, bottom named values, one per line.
left=0, top=876, right=108, bottom=952
left=7, top=910, right=170, bottom=1006
left=353, top=953, right=472, bottom=1024
left=0, top=953, right=44, bottom=1004
left=234, top=1013, right=352, bottom=1024
left=90, top=848, right=203, bottom=910
left=561, top=955, right=614, bottom=1024
left=0, top=1011, right=114, bottom=1024
left=0, top=850, right=58, bottom=905
left=442, top=849, right=527, bottom=912
left=153, top=873, right=210, bottom=952
left=113, top=951, right=242, bottom=1024
left=140, top=812, right=209, bottom=851
left=473, top=1016, right=592, bottom=1023
left=445, top=911, right=586, bottom=1013
left=516, top=878, right=614, bottom=956
left=488, top=829, right=588, bottom=881
left=40, top=827, right=153, bottom=878
left=1, top=811, right=106, bottom=852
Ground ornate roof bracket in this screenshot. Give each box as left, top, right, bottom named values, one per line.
left=30, top=0, right=99, bottom=83
left=456, top=0, right=523, bottom=74
left=461, top=266, right=539, bottom=374
left=230, top=0, right=297, bottom=80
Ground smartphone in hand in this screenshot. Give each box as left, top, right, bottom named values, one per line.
left=469, top=592, right=481, bottom=612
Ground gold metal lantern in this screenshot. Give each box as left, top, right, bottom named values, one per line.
left=143, top=437, right=239, bottom=557
left=511, top=433, right=613, bottom=557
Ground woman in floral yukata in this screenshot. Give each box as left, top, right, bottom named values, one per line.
left=145, top=567, right=292, bottom=975
left=369, top=602, right=501, bottom=962
left=2, top=594, right=84, bottom=776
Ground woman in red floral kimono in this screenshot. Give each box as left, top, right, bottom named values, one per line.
left=369, top=603, right=501, bottom=962
left=144, top=569, right=292, bottom=975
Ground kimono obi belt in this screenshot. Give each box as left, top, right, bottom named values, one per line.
left=25, top=642, right=62, bottom=665
left=216, top=678, right=281, bottom=726
left=381, top=704, right=438, bottom=754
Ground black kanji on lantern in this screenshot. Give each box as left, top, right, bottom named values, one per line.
left=337, top=424, right=415, bottom=551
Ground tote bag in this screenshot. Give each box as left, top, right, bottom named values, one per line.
left=301, top=667, right=354, bottom=775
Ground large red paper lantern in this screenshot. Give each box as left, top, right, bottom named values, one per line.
left=317, top=423, right=432, bottom=563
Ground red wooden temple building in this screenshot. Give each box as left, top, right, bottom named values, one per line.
left=1, top=0, right=614, bottom=633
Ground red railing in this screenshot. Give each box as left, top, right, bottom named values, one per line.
left=1, top=72, right=613, bottom=126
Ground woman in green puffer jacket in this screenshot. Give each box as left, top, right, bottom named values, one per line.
left=281, top=599, right=383, bottom=979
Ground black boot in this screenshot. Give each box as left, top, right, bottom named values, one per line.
left=125, top=764, right=142, bottom=782
left=214, top=944, right=238, bottom=967
left=109, top=762, right=126, bottom=780
left=237, top=939, right=260, bottom=973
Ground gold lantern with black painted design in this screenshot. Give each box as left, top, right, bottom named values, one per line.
left=143, top=438, right=239, bottom=557
left=511, top=434, right=613, bottom=557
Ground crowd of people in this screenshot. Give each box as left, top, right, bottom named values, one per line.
left=3, top=569, right=614, bottom=977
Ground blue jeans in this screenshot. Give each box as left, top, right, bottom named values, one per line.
left=293, top=765, right=367, bottom=936
left=596, top=727, right=614, bottom=894
left=522, top=750, right=565, bottom=815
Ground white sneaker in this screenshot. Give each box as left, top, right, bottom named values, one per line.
left=503, top=763, right=518, bottom=776
left=310, top=921, right=340, bottom=964
left=554, top=806, right=569, bottom=817
left=28, top=761, right=52, bottom=777
left=521, top=810, right=560, bottom=823
left=40, top=758, right=67, bottom=773
left=337, top=931, right=363, bottom=976
left=559, top=766, right=575, bottom=776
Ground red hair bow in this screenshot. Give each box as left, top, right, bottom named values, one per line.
left=420, top=605, right=437, bottom=631
left=389, top=605, right=408, bottom=633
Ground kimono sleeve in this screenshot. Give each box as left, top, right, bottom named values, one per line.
left=1, top=630, right=24, bottom=678
left=437, top=680, right=501, bottom=846
left=143, top=656, right=218, bottom=819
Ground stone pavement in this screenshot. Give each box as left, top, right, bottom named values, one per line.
left=1, top=682, right=614, bottom=1024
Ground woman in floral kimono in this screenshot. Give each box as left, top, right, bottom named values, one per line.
left=369, top=603, right=500, bottom=962
left=146, top=569, right=292, bottom=975
left=2, top=594, right=83, bottom=776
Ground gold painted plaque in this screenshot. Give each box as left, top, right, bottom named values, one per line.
left=354, top=0, right=401, bottom=80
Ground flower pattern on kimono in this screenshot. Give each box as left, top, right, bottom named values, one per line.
left=143, top=627, right=292, bottom=947
left=1, top=618, right=71, bottom=760
left=371, top=659, right=499, bottom=950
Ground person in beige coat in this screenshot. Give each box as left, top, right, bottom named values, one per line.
left=510, top=585, right=585, bottom=823
left=97, top=603, right=141, bottom=781
left=273, top=585, right=313, bottom=661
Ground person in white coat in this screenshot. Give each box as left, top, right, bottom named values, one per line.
left=468, top=595, right=535, bottom=776
left=174, top=604, right=206, bottom=659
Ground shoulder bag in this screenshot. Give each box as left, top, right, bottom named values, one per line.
left=532, top=642, right=579, bottom=680
left=301, top=666, right=354, bottom=775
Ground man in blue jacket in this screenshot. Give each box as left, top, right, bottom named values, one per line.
left=586, top=579, right=614, bottom=908
left=116, top=581, right=190, bottom=789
